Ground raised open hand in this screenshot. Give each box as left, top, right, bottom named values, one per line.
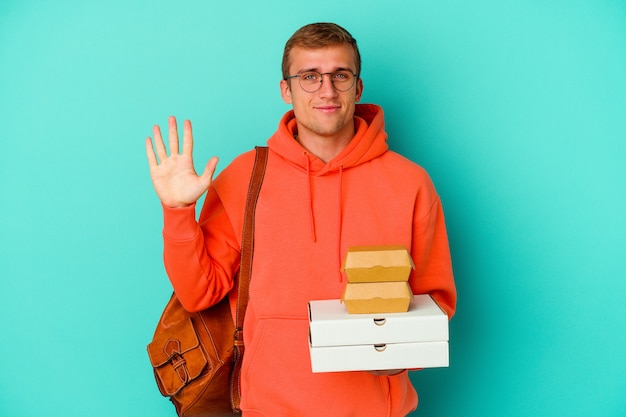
left=145, top=116, right=218, bottom=208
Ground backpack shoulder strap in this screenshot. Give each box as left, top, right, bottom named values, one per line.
left=231, top=145, right=268, bottom=411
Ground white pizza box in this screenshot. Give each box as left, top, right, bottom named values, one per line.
left=309, top=340, right=449, bottom=373
left=308, top=294, right=448, bottom=348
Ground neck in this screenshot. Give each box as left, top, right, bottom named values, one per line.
left=295, top=125, right=355, bottom=163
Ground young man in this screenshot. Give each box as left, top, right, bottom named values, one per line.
left=146, top=22, right=456, bottom=417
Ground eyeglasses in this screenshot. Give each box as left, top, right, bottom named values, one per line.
left=285, top=70, right=358, bottom=93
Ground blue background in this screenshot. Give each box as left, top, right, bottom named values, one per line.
left=1, top=1, right=624, bottom=416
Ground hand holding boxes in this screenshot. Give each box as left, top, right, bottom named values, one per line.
left=308, top=245, right=450, bottom=373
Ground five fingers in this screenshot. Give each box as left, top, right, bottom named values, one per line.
left=145, top=117, right=218, bottom=206
left=145, top=116, right=217, bottom=177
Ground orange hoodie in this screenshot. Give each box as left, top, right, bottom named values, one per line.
left=161, top=104, right=456, bottom=417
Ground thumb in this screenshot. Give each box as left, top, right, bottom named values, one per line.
left=199, top=156, right=219, bottom=188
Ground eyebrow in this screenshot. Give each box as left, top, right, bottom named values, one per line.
left=297, top=66, right=355, bottom=74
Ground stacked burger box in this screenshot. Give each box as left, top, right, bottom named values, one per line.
left=341, top=245, right=415, bottom=314
left=308, top=245, right=450, bottom=373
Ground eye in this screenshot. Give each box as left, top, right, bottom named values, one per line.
left=333, top=71, right=351, bottom=82
left=300, top=72, right=320, bottom=82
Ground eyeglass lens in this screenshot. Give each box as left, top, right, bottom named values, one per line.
left=297, top=71, right=355, bottom=93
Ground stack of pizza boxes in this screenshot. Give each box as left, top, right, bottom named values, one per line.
left=308, top=245, right=450, bottom=373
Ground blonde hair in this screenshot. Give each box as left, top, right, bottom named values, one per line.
left=282, top=22, right=361, bottom=79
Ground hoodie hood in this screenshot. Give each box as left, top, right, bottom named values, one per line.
left=267, top=103, right=388, bottom=175
left=265, top=103, right=390, bottom=270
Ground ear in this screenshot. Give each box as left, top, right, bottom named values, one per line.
left=355, top=78, right=364, bottom=103
left=280, top=79, right=292, bottom=104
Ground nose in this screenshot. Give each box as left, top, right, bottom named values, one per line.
left=318, top=73, right=338, bottom=96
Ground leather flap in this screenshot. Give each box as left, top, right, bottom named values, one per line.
left=147, top=318, right=208, bottom=396
left=148, top=318, right=201, bottom=366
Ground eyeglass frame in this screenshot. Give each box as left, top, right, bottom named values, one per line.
left=284, top=70, right=360, bottom=93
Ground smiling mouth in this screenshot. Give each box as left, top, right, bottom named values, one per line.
left=315, top=105, right=341, bottom=112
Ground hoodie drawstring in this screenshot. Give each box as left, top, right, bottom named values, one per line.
left=303, top=152, right=345, bottom=281
left=304, top=153, right=317, bottom=242
left=337, top=165, right=344, bottom=282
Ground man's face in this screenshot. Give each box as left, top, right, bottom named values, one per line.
left=280, top=44, right=363, bottom=143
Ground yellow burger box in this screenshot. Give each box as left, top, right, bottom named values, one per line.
left=343, top=245, right=415, bottom=282
left=308, top=294, right=449, bottom=373
left=341, top=245, right=415, bottom=314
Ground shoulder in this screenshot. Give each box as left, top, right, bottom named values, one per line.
left=221, top=149, right=258, bottom=175
left=214, top=149, right=257, bottom=184
left=377, top=151, right=441, bottom=210
left=211, top=148, right=259, bottom=207
left=379, top=150, right=434, bottom=184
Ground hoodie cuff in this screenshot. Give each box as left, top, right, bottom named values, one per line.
left=162, top=202, right=198, bottom=241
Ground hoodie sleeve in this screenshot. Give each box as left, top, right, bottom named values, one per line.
left=409, top=195, right=457, bottom=319
left=161, top=186, right=241, bottom=312
left=160, top=151, right=257, bottom=312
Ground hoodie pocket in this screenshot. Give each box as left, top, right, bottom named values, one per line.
left=241, top=317, right=311, bottom=414
left=241, top=317, right=403, bottom=417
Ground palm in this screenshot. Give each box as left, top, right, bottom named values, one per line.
left=146, top=116, right=218, bottom=208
